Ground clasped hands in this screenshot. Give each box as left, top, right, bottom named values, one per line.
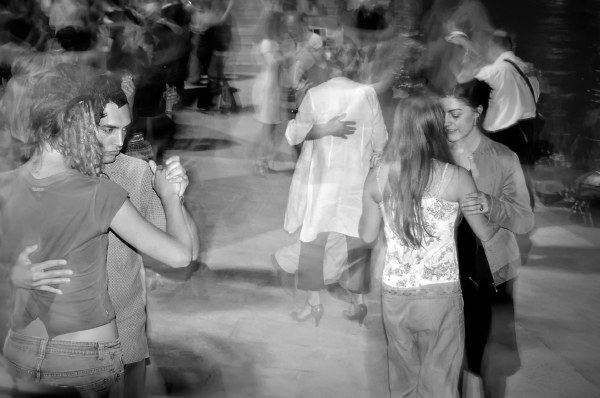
left=150, top=155, right=188, bottom=199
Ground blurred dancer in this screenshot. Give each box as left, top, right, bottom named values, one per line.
left=360, top=95, right=497, bottom=397
left=0, top=51, right=60, bottom=169
left=274, top=43, right=387, bottom=326
left=421, top=0, right=493, bottom=93
left=48, top=0, right=95, bottom=51
left=105, top=5, right=152, bottom=77
left=192, top=0, right=236, bottom=111
left=442, top=80, right=534, bottom=398
left=278, top=12, right=304, bottom=119
left=252, top=11, right=288, bottom=174
left=120, top=2, right=190, bottom=164
left=0, top=0, right=50, bottom=50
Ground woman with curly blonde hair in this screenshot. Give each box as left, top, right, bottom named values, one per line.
left=0, top=63, right=197, bottom=397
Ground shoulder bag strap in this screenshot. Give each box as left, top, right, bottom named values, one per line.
left=504, top=59, right=537, bottom=109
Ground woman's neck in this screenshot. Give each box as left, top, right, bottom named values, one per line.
left=452, top=128, right=482, bottom=154
left=26, top=147, right=70, bottom=178
left=449, top=128, right=482, bottom=169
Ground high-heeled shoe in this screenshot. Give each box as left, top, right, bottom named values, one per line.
left=342, top=304, right=368, bottom=326
left=291, top=303, right=324, bottom=327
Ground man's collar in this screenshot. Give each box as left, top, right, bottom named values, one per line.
left=495, top=51, right=515, bottom=63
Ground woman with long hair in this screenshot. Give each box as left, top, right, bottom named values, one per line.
left=442, top=79, right=534, bottom=398
left=0, top=64, right=197, bottom=397
left=359, top=95, right=497, bottom=397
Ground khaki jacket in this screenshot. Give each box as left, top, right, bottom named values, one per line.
left=470, top=135, right=535, bottom=285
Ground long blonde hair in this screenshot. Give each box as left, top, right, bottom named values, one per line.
left=382, top=95, right=453, bottom=248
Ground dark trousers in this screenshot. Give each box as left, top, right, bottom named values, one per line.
left=462, top=278, right=519, bottom=377
left=457, top=220, right=520, bottom=378
left=297, top=233, right=371, bottom=293
left=124, top=359, right=147, bottom=398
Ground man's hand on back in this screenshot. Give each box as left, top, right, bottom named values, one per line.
left=11, top=245, right=72, bottom=295
left=307, top=113, right=357, bottom=140
left=323, top=113, right=357, bottom=139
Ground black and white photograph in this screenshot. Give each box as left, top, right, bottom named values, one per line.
left=0, top=0, right=599, bottom=397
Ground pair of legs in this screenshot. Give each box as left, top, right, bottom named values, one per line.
left=457, top=220, right=520, bottom=398
left=461, top=279, right=519, bottom=398
left=200, top=54, right=231, bottom=112
left=255, top=123, right=282, bottom=174
left=276, top=232, right=371, bottom=325
left=382, top=282, right=464, bottom=398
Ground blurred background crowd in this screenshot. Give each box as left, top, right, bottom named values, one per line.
left=1, top=0, right=599, bottom=204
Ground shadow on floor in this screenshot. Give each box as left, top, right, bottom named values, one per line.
left=183, top=173, right=289, bottom=256
left=149, top=335, right=260, bottom=398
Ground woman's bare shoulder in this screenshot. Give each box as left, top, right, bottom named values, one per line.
left=436, top=162, right=472, bottom=201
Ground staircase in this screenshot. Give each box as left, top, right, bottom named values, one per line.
left=228, top=0, right=264, bottom=76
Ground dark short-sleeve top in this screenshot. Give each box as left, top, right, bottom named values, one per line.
left=0, top=167, right=128, bottom=338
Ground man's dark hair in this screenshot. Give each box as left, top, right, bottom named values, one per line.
left=85, top=74, right=129, bottom=124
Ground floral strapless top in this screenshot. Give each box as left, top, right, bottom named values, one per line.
left=378, top=162, right=460, bottom=289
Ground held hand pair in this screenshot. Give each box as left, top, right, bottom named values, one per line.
left=149, top=156, right=188, bottom=199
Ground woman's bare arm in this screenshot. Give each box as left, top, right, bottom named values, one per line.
left=110, top=167, right=195, bottom=268
left=455, top=167, right=499, bottom=242
left=359, top=168, right=384, bottom=245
